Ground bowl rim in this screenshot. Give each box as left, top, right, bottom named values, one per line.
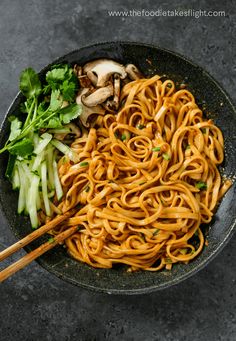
left=0, top=40, right=236, bottom=294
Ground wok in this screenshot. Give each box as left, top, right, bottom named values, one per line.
left=0, top=42, right=235, bottom=294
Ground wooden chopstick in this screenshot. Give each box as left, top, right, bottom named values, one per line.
left=0, top=208, right=78, bottom=282
left=0, top=209, right=76, bottom=262
left=0, top=225, right=78, bottom=282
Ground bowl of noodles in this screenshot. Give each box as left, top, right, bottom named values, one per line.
left=0, top=42, right=236, bottom=294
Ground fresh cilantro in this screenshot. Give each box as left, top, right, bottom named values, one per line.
left=45, top=64, right=78, bottom=103
left=8, top=116, right=22, bottom=141
left=46, top=68, right=67, bottom=84
left=59, top=103, right=82, bottom=125
left=195, top=181, right=207, bottom=190
left=79, top=162, right=89, bottom=167
left=152, top=147, right=161, bottom=152
left=50, top=89, right=62, bottom=111
left=162, top=153, right=170, bottom=160
left=8, top=138, right=34, bottom=157
left=137, top=124, right=145, bottom=129
left=20, top=68, right=41, bottom=99
left=48, top=237, right=55, bottom=244
left=61, top=80, right=77, bottom=102
left=179, top=248, right=188, bottom=255
left=41, top=117, right=63, bottom=129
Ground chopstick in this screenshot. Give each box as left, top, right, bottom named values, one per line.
left=0, top=209, right=77, bottom=282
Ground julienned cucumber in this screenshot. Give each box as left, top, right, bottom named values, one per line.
left=12, top=139, right=76, bottom=228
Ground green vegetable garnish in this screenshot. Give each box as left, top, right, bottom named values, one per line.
left=48, top=237, right=55, bottom=244
left=8, top=116, right=22, bottom=142
left=179, top=248, right=188, bottom=255
left=80, top=162, right=89, bottom=167
left=137, top=124, right=145, bottom=129
left=8, top=138, right=34, bottom=157
left=85, top=185, right=90, bottom=192
left=153, top=229, right=159, bottom=236
left=121, top=134, right=126, bottom=141
left=0, top=63, right=82, bottom=229
left=152, top=147, right=161, bottom=152
left=162, top=153, right=170, bottom=160
left=195, top=181, right=207, bottom=190
left=20, top=67, right=42, bottom=99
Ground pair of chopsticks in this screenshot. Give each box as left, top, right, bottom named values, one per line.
left=0, top=209, right=77, bottom=282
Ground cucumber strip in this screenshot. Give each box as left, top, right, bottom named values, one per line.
left=34, top=133, right=52, bottom=155
left=20, top=162, right=31, bottom=215
left=33, top=133, right=39, bottom=149
left=17, top=163, right=26, bottom=214
left=48, top=189, right=55, bottom=199
left=41, top=161, right=51, bottom=216
left=32, top=150, right=45, bottom=172
left=52, top=156, right=63, bottom=201
left=12, top=164, right=20, bottom=190
left=46, top=144, right=55, bottom=190
left=51, top=139, right=80, bottom=163
left=28, top=174, right=40, bottom=228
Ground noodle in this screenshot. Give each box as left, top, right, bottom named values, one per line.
left=50, top=75, right=231, bottom=272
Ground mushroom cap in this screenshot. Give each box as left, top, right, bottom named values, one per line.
left=76, top=88, right=105, bottom=127
left=81, top=84, right=114, bottom=107
left=83, top=59, right=127, bottom=87
left=125, top=64, right=143, bottom=80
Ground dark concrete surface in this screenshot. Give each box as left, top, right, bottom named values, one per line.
left=0, top=1, right=235, bottom=340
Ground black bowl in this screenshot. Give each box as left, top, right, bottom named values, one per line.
left=0, top=42, right=236, bottom=294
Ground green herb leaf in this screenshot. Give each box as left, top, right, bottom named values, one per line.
left=48, top=237, right=55, bottom=244
left=179, top=248, right=188, bottom=255
left=8, top=138, right=34, bottom=157
left=50, top=89, right=62, bottom=111
left=85, top=185, right=90, bottom=192
left=121, top=134, right=126, bottom=141
left=46, top=68, right=67, bottom=84
left=40, top=117, right=63, bottom=129
left=59, top=103, right=82, bottom=124
left=20, top=68, right=41, bottom=99
left=137, top=124, right=145, bottom=129
left=8, top=116, right=22, bottom=141
left=195, top=181, right=207, bottom=190
left=153, top=229, right=159, bottom=236
left=152, top=147, right=161, bottom=152
left=61, top=80, right=77, bottom=102
left=79, top=162, right=89, bottom=167
left=162, top=153, right=170, bottom=160
left=186, top=145, right=191, bottom=150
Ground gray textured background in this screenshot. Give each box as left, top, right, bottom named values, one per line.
left=0, top=1, right=235, bottom=340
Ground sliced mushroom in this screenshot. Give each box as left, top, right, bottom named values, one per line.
left=81, top=84, right=114, bottom=107
left=83, top=59, right=127, bottom=87
left=112, top=74, right=121, bottom=110
left=74, top=64, right=93, bottom=88
left=76, top=88, right=105, bottom=127
left=125, top=64, right=143, bottom=80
